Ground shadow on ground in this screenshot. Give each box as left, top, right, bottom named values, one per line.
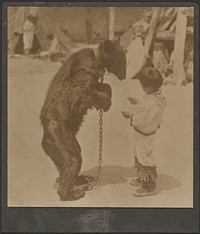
left=81, top=165, right=135, bottom=186
left=157, top=174, right=182, bottom=191
left=81, top=165, right=182, bottom=191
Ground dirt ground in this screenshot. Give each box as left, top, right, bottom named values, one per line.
left=8, top=56, right=193, bottom=207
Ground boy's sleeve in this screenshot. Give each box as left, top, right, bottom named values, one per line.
left=131, top=100, right=159, bottom=126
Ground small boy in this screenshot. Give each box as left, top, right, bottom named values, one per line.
left=122, top=67, right=166, bottom=197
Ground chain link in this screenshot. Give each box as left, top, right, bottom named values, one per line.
left=96, top=75, right=104, bottom=181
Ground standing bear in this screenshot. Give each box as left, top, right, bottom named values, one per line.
left=40, top=40, right=126, bottom=201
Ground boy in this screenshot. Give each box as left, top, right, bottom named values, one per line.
left=122, top=67, right=166, bottom=197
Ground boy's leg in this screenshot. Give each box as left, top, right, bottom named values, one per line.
left=130, top=132, right=151, bottom=187
left=132, top=133, right=158, bottom=195
left=133, top=165, right=158, bottom=197
left=130, top=157, right=142, bottom=186
left=135, top=133, right=156, bottom=167
left=130, top=132, right=142, bottom=187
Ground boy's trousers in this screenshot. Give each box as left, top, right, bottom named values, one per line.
left=133, top=130, right=156, bottom=167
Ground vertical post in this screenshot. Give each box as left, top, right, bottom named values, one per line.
left=173, top=8, right=187, bottom=85
left=143, top=7, right=163, bottom=58
left=108, top=7, right=115, bottom=40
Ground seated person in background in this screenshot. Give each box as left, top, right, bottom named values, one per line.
left=152, top=41, right=169, bottom=76
left=182, top=50, right=193, bottom=85
left=163, top=50, right=174, bottom=84
left=40, top=33, right=60, bottom=60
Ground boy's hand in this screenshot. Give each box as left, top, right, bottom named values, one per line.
left=127, top=97, right=139, bottom=105
left=122, top=111, right=131, bottom=119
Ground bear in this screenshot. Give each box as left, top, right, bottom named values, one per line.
left=40, top=39, right=126, bottom=201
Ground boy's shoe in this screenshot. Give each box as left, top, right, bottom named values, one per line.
left=130, top=177, right=142, bottom=187
left=133, top=187, right=157, bottom=197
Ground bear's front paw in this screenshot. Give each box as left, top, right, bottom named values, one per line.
left=96, top=83, right=112, bottom=97
left=92, top=91, right=111, bottom=112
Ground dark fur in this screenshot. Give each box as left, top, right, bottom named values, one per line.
left=40, top=40, right=126, bottom=201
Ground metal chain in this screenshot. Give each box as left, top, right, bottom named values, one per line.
left=96, top=75, right=104, bottom=181
left=96, top=108, right=103, bottom=180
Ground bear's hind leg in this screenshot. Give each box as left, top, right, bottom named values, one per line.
left=57, top=154, right=85, bottom=201
left=41, top=131, right=65, bottom=174
left=42, top=120, right=85, bottom=201
left=42, top=136, right=85, bottom=200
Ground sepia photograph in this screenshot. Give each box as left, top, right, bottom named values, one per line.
left=6, top=5, right=195, bottom=208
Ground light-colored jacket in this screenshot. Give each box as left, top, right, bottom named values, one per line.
left=131, top=90, right=166, bottom=135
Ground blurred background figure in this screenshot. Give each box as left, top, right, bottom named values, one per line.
left=182, top=50, right=193, bottom=85
left=23, top=14, right=36, bottom=56
left=126, top=26, right=145, bottom=79
left=39, top=33, right=60, bottom=61
left=113, top=33, right=121, bottom=45
left=152, top=40, right=169, bottom=76
left=85, top=7, right=97, bottom=44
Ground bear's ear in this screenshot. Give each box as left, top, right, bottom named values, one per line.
left=103, top=39, right=114, bottom=54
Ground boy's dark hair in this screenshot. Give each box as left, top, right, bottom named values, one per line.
left=138, top=67, right=163, bottom=91
left=46, top=33, right=54, bottom=40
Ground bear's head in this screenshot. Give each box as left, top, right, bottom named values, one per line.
left=97, top=39, right=126, bottom=81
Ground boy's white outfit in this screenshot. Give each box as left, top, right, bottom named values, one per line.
left=131, top=90, right=166, bottom=167
left=23, top=20, right=35, bottom=50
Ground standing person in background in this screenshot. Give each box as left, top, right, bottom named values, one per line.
left=23, top=14, right=36, bottom=56
left=85, top=7, right=97, bottom=44
left=152, top=41, right=169, bottom=76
